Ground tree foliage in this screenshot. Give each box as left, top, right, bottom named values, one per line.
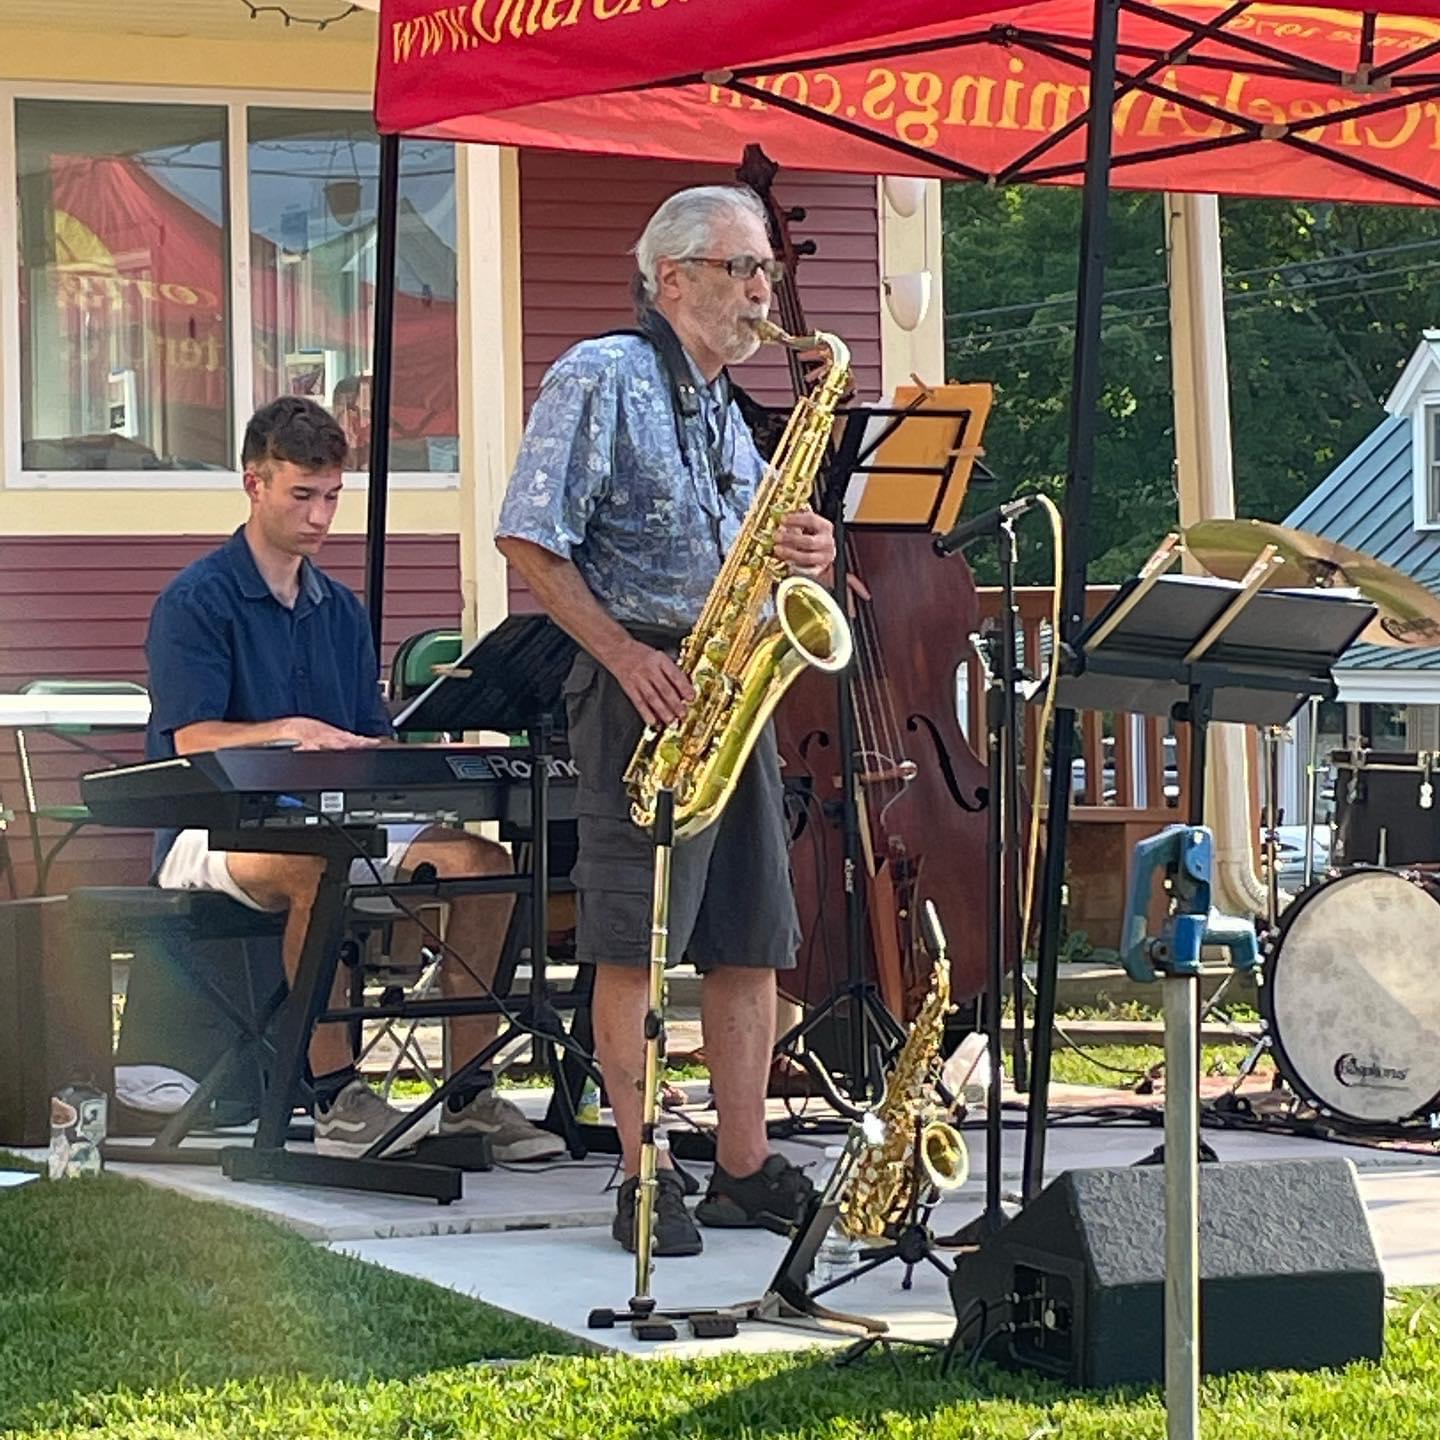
left=942, top=184, right=1440, bottom=584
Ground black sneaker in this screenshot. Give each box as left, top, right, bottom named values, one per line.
left=695, top=1154, right=815, bottom=1230
left=612, top=1171, right=704, bottom=1257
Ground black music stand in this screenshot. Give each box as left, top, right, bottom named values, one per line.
left=1022, top=564, right=1375, bottom=1190
left=393, top=613, right=600, bottom=1156
left=774, top=395, right=985, bottom=1111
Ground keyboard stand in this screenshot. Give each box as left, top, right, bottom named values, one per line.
left=214, top=617, right=601, bottom=1204
left=214, top=825, right=464, bottom=1203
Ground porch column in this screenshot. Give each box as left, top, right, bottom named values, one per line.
left=1167, top=190, right=1268, bottom=917
left=456, top=144, right=524, bottom=647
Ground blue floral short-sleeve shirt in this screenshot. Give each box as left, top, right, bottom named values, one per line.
left=496, top=334, right=765, bottom=633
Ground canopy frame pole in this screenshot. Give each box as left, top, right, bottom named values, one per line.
left=1021, top=0, right=1120, bottom=1207
left=1373, top=33, right=1440, bottom=79
left=996, top=0, right=1252, bottom=182
left=724, top=79, right=991, bottom=182
left=1125, top=0, right=1342, bottom=82
left=1282, top=123, right=1440, bottom=206
left=364, top=131, right=402, bottom=659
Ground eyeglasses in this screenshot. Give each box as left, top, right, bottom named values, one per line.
left=684, top=254, right=786, bottom=284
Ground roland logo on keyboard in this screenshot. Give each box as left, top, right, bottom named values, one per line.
left=445, top=753, right=579, bottom=783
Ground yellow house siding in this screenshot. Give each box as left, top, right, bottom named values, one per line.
left=0, top=25, right=375, bottom=92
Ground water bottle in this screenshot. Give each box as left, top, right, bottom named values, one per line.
left=49, top=1083, right=107, bottom=1179
left=577, top=1075, right=602, bottom=1125
left=811, top=1222, right=861, bottom=1289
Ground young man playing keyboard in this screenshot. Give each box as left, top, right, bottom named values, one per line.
left=145, top=396, right=562, bottom=1162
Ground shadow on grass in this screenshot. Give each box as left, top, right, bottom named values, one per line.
left=629, top=1344, right=1115, bottom=1440
left=0, top=1172, right=585, bottom=1431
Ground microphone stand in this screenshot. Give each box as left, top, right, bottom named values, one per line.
left=934, top=507, right=1029, bottom=1241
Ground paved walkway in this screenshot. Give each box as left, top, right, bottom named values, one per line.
left=95, top=1084, right=1440, bottom=1359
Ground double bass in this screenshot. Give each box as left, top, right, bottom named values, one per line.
left=735, top=149, right=992, bottom=1027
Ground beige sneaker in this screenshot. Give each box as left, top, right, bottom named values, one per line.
left=439, top=1089, right=565, bottom=1162
left=312, top=1079, right=438, bottom=1158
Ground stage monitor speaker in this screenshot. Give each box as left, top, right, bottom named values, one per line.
left=950, top=1159, right=1384, bottom=1387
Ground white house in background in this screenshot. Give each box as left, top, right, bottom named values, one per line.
left=1279, top=329, right=1440, bottom=821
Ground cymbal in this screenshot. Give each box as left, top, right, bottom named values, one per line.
left=1184, top=518, right=1440, bottom=648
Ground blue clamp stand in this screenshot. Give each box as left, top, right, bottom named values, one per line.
left=1121, top=824, right=1259, bottom=983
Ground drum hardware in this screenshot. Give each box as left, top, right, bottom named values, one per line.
left=1304, top=697, right=1322, bottom=889
left=1330, top=748, right=1440, bottom=870
left=1259, top=723, right=1287, bottom=932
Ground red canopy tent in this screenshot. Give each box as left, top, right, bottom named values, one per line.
left=378, top=0, right=1440, bottom=205
left=366, top=0, right=1440, bottom=1283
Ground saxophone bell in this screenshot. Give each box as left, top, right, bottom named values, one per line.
left=920, top=1119, right=970, bottom=1192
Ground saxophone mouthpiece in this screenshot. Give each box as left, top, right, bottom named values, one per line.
left=752, top=319, right=851, bottom=377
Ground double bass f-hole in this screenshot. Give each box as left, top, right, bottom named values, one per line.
left=906, top=711, right=987, bottom=812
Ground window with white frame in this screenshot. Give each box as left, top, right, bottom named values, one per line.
left=1428, top=403, right=1440, bottom=524
left=13, top=95, right=456, bottom=477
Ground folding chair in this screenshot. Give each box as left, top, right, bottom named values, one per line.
left=389, top=628, right=464, bottom=740
left=14, top=678, right=148, bottom=895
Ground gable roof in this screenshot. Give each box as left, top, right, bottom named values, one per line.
left=1283, top=412, right=1440, bottom=674
left=1385, top=329, right=1440, bottom=417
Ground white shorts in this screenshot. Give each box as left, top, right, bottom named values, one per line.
left=156, top=824, right=431, bottom=912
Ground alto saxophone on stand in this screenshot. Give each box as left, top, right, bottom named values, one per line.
left=836, top=899, right=970, bottom=1242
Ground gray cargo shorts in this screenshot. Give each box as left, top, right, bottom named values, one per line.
left=562, top=639, right=800, bottom=973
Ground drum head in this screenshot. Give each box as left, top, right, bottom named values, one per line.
left=1267, top=869, right=1440, bottom=1124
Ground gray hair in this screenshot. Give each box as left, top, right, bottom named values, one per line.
left=633, top=185, right=768, bottom=305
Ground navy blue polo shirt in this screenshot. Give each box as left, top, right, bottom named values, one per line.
left=145, top=527, right=392, bottom=866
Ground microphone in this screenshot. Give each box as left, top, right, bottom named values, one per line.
left=933, top=494, right=1041, bottom=557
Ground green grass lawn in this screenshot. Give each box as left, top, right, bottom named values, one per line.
left=2, top=1162, right=1437, bottom=1439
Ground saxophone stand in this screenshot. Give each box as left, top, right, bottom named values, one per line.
left=586, top=789, right=741, bottom=1344
left=594, top=898, right=965, bottom=1345
left=738, top=899, right=963, bottom=1356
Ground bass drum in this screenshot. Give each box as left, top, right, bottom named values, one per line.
left=1264, top=867, right=1440, bottom=1125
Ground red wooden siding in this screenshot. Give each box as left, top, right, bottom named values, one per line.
left=0, top=533, right=461, bottom=896
left=519, top=152, right=883, bottom=411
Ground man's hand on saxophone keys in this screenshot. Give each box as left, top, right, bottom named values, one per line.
left=608, top=637, right=695, bottom=728
left=774, top=510, right=836, bottom=578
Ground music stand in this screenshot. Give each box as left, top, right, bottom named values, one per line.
left=1020, top=558, right=1372, bottom=1433
left=394, top=614, right=597, bottom=1154
left=776, top=393, right=986, bottom=1111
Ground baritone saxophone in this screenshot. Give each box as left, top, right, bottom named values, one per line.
left=623, top=318, right=854, bottom=839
